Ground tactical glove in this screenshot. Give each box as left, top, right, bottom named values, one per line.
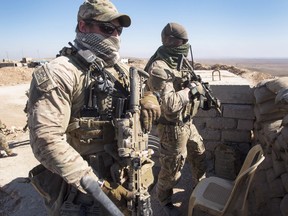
left=101, top=180, right=134, bottom=215
left=140, top=91, right=161, bottom=132
left=187, top=81, right=204, bottom=98
left=101, top=180, right=134, bottom=202
left=80, top=176, right=124, bottom=216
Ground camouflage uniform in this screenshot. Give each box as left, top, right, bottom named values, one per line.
left=28, top=55, right=130, bottom=215
left=27, top=1, right=159, bottom=216
left=0, top=120, right=16, bottom=157
left=145, top=23, right=207, bottom=207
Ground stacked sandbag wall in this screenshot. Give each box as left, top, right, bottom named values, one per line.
left=247, top=77, right=288, bottom=216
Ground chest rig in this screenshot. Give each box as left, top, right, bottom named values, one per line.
left=59, top=43, right=130, bottom=149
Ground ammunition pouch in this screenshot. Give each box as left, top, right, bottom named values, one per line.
left=86, top=152, right=114, bottom=180
left=67, top=118, right=115, bottom=145
left=60, top=187, right=105, bottom=216
left=29, top=164, right=66, bottom=205
left=140, top=158, right=155, bottom=190
left=29, top=164, right=110, bottom=215
left=190, top=98, right=201, bottom=117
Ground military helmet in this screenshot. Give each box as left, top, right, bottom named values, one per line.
left=161, top=22, right=188, bottom=43
left=78, top=0, right=131, bottom=27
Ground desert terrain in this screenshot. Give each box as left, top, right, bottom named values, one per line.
left=0, top=58, right=286, bottom=216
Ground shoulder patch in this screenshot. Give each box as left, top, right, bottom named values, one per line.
left=32, top=66, right=57, bottom=92
left=33, top=67, right=49, bottom=86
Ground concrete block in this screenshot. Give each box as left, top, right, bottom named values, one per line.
left=195, top=70, right=254, bottom=104
left=221, top=130, right=252, bottom=142
left=223, top=104, right=255, bottom=120
left=195, top=108, right=218, bottom=118
left=206, top=117, right=237, bottom=130
left=237, top=119, right=254, bottom=130
left=205, top=141, right=222, bottom=151
left=198, top=128, right=221, bottom=141
left=193, top=117, right=208, bottom=130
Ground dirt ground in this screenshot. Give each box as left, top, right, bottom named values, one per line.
left=0, top=61, right=280, bottom=216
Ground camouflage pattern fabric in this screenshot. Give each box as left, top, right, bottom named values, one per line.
left=28, top=54, right=131, bottom=215
left=0, top=120, right=13, bottom=156
left=27, top=1, right=135, bottom=215
left=28, top=56, right=100, bottom=191
left=77, top=0, right=131, bottom=27
left=0, top=119, right=6, bottom=130
left=0, top=133, right=13, bottom=155
left=146, top=59, right=207, bottom=206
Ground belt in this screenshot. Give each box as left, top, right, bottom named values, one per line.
left=157, top=116, right=190, bottom=126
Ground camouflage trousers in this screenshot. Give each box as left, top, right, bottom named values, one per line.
left=0, top=133, right=13, bottom=155
left=156, top=121, right=206, bottom=206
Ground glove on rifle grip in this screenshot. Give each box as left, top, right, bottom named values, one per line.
left=80, top=175, right=124, bottom=216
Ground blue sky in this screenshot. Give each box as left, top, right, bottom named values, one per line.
left=1, top=0, right=287, bottom=61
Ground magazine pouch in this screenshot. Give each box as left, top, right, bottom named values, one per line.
left=29, top=164, right=64, bottom=204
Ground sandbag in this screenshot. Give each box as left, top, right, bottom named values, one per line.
left=282, top=115, right=288, bottom=126
left=275, top=89, right=288, bottom=105
left=256, top=100, right=288, bottom=115
left=254, top=85, right=276, bottom=104
left=254, top=106, right=288, bottom=122
left=266, top=77, right=288, bottom=93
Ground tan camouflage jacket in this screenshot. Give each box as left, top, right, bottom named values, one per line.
left=146, top=60, right=193, bottom=123
left=27, top=55, right=129, bottom=192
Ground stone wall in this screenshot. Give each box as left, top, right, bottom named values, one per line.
left=193, top=70, right=254, bottom=178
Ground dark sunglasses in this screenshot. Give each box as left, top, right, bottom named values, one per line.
left=85, top=20, right=123, bottom=35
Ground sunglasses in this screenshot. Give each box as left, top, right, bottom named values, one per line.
left=85, top=20, right=123, bottom=35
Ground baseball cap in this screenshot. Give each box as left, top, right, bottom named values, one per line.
left=161, top=22, right=188, bottom=41
left=77, top=0, right=131, bottom=27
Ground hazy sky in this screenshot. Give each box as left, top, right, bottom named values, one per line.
left=1, top=0, right=287, bottom=61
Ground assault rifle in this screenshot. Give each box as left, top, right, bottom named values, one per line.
left=114, top=67, right=154, bottom=216
left=177, top=54, right=222, bottom=114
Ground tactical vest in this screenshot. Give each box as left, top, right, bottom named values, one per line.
left=178, top=70, right=200, bottom=122
left=59, top=45, right=130, bottom=150
left=158, top=64, right=200, bottom=125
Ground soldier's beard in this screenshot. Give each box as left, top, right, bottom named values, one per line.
left=75, top=32, right=120, bottom=67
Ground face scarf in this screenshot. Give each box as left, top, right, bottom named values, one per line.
left=75, top=32, right=120, bottom=67
left=144, top=43, right=190, bottom=71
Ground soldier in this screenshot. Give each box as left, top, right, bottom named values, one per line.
left=0, top=120, right=17, bottom=157
left=27, top=0, right=160, bottom=215
left=145, top=22, right=207, bottom=215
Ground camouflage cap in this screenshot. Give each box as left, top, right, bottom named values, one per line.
left=77, top=0, right=131, bottom=27
left=161, top=22, right=188, bottom=41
